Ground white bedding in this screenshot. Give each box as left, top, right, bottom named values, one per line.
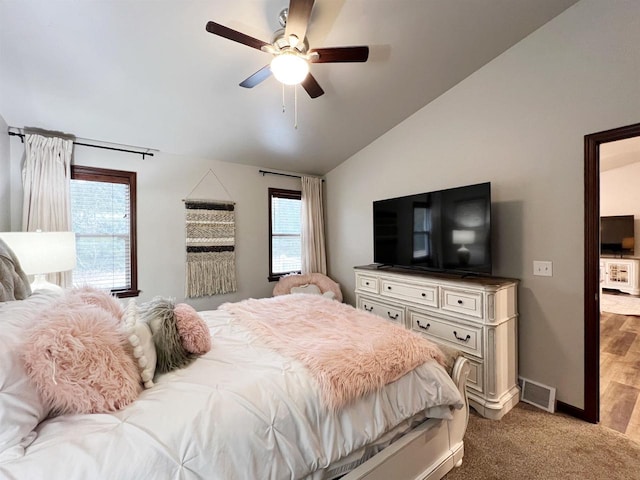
left=0, top=308, right=463, bottom=480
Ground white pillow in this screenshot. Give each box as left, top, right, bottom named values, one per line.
left=290, top=283, right=322, bottom=295
left=123, top=299, right=156, bottom=388
left=322, top=291, right=336, bottom=300
left=0, top=291, right=61, bottom=460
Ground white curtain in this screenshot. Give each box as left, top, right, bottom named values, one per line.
left=301, top=176, right=327, bottom=274
left=22, top=133, right=74, bottom=287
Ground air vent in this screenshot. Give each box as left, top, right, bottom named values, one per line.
left=519, top=377, right=556, bottom=413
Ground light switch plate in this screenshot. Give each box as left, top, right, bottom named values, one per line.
left=533, top=261, right=553, bottom=277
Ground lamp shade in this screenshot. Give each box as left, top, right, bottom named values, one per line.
left=452, top=230, right=475, bottom=245
left=0, top=231, right=76, bottom=275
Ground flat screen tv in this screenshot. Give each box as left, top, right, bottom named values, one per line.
left=373, top=182, right=492, bottom=275
left=600, top=215, right=635, bottom=256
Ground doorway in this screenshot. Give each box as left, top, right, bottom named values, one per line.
left=584, top=122, right=640, bottom=425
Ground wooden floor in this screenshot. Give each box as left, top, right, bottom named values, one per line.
left=600, top=308, right=640, bottom=442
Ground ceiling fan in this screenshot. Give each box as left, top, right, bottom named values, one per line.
left=205, top=0, right=369, bottom=99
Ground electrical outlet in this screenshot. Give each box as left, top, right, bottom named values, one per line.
left=533, top=261, right=553, bottom=277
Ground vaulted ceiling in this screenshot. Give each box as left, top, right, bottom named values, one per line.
left=0, top=0, right=579, bottom=175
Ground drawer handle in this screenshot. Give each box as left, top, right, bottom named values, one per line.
left=387, top=286, right=392, bottom=290
left=364, top=305, right=374, bottom=312
left=417, top=320, right=430, bottom=331
left=457, top=299, right=463, bottom=305
left=421, top=292, right=426, bottom=297
left=365, top=281, right=370, bottom=286
left=453, top=331, right=471, bottom=343
left=387, top=312, right=399, bottom=320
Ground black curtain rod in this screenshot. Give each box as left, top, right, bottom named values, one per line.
left=258, top=169, right=324, bottom=182
left=259, top=169, right=301, bottom=179
left=8, top=131, right=154, bottom=160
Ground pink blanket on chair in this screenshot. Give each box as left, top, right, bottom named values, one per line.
left=220, top=295, right=445, bottom=410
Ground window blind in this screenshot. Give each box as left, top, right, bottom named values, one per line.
left=70, top=179, right=131, bottom=291
left=271, top=194, right=302, bottom=274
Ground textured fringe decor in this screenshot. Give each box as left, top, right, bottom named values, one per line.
left=185, top=200, right=237, bottom=297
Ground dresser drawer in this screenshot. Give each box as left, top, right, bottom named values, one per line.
left=357, top=296, right=405, bottom=325
left=441, top=287, right=483, bottom=320
left=409, top=311, right=482, bottom=357
left=355, top=273, right=379, bottom=293
left=380, top=279, right=438, bottom=307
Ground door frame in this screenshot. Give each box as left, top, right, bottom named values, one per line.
left=583, top=122, right=640, bottom=423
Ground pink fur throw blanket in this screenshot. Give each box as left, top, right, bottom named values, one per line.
left=220, top=295, right=445, bottom=410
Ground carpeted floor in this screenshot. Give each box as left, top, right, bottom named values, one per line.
left=442, top=403, right=640, bottom=480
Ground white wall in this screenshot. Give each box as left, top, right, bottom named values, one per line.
left=8, top=138, right=300, bottom=310
left=0, top=114, right=10, bottom=231
left=601, top=161, right=640, bottom=255
left=325, top=0, right=640, bottom=409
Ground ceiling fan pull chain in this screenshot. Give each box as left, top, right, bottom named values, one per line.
left=294, top=84, right=298, bottom=130
left=282, top=83, right=286, bottom=113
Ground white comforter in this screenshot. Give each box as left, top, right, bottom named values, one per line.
left=0, top=309, right=463, bottom=480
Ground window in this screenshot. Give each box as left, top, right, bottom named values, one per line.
left=269, top=188, right=302, bottom=281
left=70, top=166, right=139, bottom=297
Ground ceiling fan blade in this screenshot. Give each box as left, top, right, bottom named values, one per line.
left=205, top=21, right=270, bottom=51
left=285, top=0, right=314, bottom=43
left=309, top=46, right=369, bottom=63
left=301, top=73, right=324, bottom=99
left=239, top=65, right=272, bottom=88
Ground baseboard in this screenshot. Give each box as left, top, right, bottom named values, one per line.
left=556, top=401, right=593, bottom=423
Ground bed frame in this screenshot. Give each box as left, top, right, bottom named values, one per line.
left=343, top=356, right=471, bottom=480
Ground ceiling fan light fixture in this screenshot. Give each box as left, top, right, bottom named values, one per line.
left=271, top=51, right=309, bottom=85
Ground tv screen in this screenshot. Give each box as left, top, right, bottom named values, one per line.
left=373, top=182, right=491, bottom=275
left=601, top=215, right=635, bottom=256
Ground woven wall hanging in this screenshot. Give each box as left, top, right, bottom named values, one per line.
left=183, top=169, right=236, bottom=297
left=185, top=200, right=237, bottom=297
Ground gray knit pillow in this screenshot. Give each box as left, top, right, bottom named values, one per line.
left=138, top=297, right=195, bottom=374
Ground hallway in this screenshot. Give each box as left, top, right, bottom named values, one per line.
left=600, top=308, right=640, bottom=442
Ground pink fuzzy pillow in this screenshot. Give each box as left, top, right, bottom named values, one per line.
left=173, top=303, right=211, bottom=355
left=22, top=300, right=142, bottom=415
left=64, top=286, right=124, bottom=321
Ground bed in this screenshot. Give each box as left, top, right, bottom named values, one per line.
left=0, top=287, right=470, bottom=480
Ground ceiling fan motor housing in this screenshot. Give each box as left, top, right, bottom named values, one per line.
left=271, top=29, right=309, bottom=54
left=278, top=8, right=288, bottom=28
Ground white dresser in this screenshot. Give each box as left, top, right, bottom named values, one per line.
left=600, top=257, right=640, bottom=295
left=354, top=265, right=519, bottom=420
